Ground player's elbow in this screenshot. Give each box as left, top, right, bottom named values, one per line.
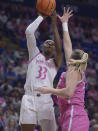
left=63, top=89, right=74, bottom=98
left=67, top=92, right=74, bottom=98
left=25, top=25, right=35, bottom=36
left=25, top=28, right=32, bottom=35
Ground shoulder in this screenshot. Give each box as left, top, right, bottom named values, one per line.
left=57, top=72, right=66, bottom=88
left=47, top=58, right=58, bottom=69
left=74, top=71, right=85, bottom=83
left=59, top=72, right=66, bottom=82
left=67, top=70, right=79, bottom=80
left=37, top=53, right=44, bottom=59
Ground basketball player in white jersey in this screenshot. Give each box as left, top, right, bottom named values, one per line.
left=19, top=11, right=62, bottom=131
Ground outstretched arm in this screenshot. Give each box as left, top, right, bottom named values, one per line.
left=58, top=7, right=73, bottom=63
left=51, top=11, right=63, bottom=69
left=25, top=16, right=44, bottom=60
left=35, top=70, right=78, bottom=98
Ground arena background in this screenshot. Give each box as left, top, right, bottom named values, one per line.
left=0, top=0, right=98, bottom=131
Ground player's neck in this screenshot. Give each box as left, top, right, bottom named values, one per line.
left=67, top=65, right=75, bottom=72
left=42, top=53, right=50, bottom=60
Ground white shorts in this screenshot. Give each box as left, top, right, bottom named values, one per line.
left=19, top=95, right=56, bottom=125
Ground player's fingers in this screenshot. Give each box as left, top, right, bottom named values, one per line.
left=69, top=10, right=73, bottom=15
left=69, top=14, right=73, bottom=18
left=34, top=88, right=41, bottom=91
left=64, top=7, right=66, bottom=14
left=69, top=59, right=75, bottom=64
left=67, top=7, right=70, bottom=13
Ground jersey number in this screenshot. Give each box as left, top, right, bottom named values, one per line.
left=36, top=66, right=47, bottom=80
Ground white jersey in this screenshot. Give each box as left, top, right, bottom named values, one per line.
left=21, top=16, right=57, bottom=111
left=24, top=52, right=57, bottom=95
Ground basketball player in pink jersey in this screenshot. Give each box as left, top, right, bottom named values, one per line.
left=36, top=7, right=90, bottom=131
left=19, top=12, right=62, bottom=131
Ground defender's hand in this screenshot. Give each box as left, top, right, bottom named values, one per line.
left=57, top=7, right=73, bottom=23
left=35, top=87, right=52, bottom=94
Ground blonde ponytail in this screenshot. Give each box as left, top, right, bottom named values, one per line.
left=69, top=53, right=88, bottom=73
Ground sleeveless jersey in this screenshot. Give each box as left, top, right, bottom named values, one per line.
left=57, top=72, right=86, bottom=113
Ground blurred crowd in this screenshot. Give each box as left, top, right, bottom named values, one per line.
left=56, top=0, right=98, bottom=7
left=69, top=0, right=98, bottom=6
left=0, top=2, right=98, bottom=131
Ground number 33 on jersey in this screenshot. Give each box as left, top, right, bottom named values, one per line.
left=36, top=66, right=47, bottom=80
left=24, top=53, right=57, bottom=90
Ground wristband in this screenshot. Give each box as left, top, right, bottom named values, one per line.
left=62, top=22, right=68, bottom=32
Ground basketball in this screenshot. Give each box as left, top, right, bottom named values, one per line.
left=36, top=0, right=56, bottom=16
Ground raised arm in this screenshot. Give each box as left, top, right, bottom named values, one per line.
left=51, top=11, right=63, bottom=69
left=25, top=16, right=44, bottom=60
left=58, top=7, right=73, bottom=63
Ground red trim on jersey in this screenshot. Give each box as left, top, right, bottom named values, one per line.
left=27, top=52, right=40, bottom=64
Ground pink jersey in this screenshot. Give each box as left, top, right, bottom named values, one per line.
left=58, top=72, right=86, bottom=108
left=57, top=72, right=89, bottom=131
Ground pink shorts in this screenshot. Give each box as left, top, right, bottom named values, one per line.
left=60, top=105, right=89, bottom=131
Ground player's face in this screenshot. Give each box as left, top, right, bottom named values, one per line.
left=41, top=40, right=56, bottom=59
